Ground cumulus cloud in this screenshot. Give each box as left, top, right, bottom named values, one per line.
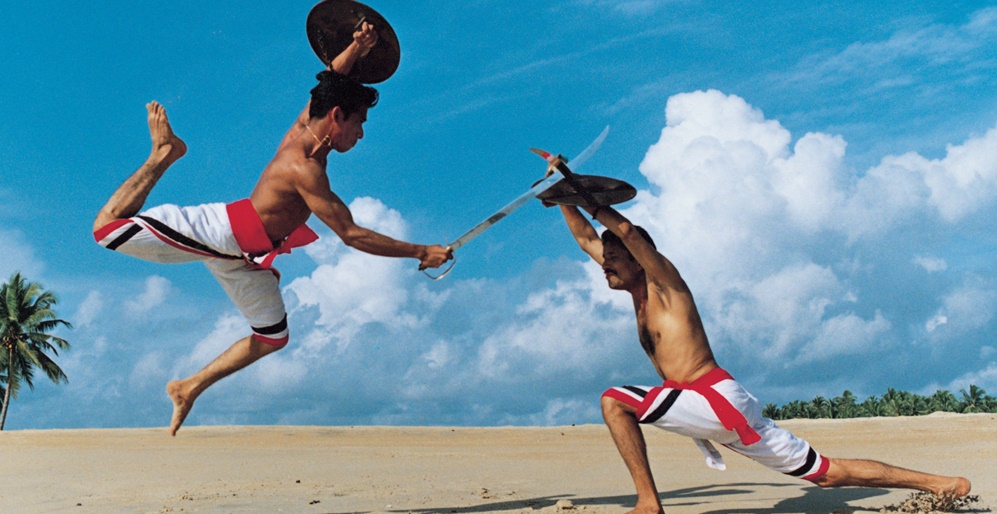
left=288, top=197, right=430, bottom=356
left=30, top=88, right=994, bottom=429
left=623, top=89, right=996, bottom=395
left=188, top=90, right=994, bottom=422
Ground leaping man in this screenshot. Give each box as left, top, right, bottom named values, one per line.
left=93, top=22, right=451, bottom=436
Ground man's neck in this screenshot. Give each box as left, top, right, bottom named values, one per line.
left=629, top=279, right=649, bottom=313
left=301, top=123, right=333, bottom=160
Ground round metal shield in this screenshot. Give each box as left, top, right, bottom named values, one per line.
left=537, top=174, right=637, bottom=206
left=306, top=0, right=401, bottom=84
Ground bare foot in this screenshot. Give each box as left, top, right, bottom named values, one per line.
left=167, top=380, right=196, bottom=436
left=932, top=476, right=972, bottom=498
left=625, top=501, right=664, bottom=514
left=146, top=101, right=187, bottom=165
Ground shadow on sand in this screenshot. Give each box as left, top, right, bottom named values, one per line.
left=354, top=482, right=905, bottom=514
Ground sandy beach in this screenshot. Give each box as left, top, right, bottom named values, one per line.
left=1, top=413, right=993, bottom=514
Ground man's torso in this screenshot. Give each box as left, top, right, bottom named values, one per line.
left=249, top=141, right=323, bottom=242
left=638, top=277, right=718, bottom=384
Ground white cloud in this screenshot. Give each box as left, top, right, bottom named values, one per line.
left=172, top=312, right=247, bottom=379
left=622, top=89, right=996, bottom=384
left=933, top=281, right=997, bottom=334
left=0, top=228, right=44, bottom=278
left=125, top=275, right=173, bottom=314
left=288, top=197, right=430, bottom=356
left=505, top=397, right=602, bottom=426
left=73, top=290, right=104, bottom=328
left=780, top=7, right=997, bottom=91
left=914, top=256, right=948, bottom=273
left=129, top=352, right=168, bottom=389
left=794, top=311, right=891, bottom=364
left=940, top=363, right=997, bottom=396
left=926, top=314, right=948, bottom=333
left=474, top=275, right=632, bottom=380
left=864, top=126, right=997, bottom=223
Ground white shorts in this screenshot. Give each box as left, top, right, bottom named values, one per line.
left=93, top=203, right=289, bottom=346
left=604, top=372, right=829, bottom=480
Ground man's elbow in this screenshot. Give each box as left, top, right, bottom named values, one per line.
left=336, top=227, right=364, bottom=248
left=617, top=221, right=638, bottom=241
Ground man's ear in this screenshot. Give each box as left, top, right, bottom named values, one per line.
left=328, top=105, right=345, bottom=124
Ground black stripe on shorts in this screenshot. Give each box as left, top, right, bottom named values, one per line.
left=137, top=215, right=240, bottom=260
left=640, top=389, right=682, bottom=424
left=785, top=447, right=818, bottom=477
left=106, top=223, right=143, bottom=251
left=252, top=315, right=288, bottom=336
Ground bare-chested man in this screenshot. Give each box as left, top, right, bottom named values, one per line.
left=556, top=202, right=971, bottom=513
left=93, top=23, right=451, bottom=436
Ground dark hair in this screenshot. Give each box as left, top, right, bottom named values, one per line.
left=309, top=70, right=379, bottom=119
left=601, top=225, right=656, bottom=252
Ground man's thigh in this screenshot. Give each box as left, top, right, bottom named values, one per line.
left=205, top=259, right=289, bottom=344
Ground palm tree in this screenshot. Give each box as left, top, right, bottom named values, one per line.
left=0, top=273, right=72, bottom=430
left=929, top=390, right=960, bottom=413
left=831, top=390, right=858, bottom=419
left=810, top=395, right=832, bottom=419
left=959, top=385, right=988, bottom=414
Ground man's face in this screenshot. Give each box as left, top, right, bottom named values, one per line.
left=331, top=107, right=368, bottom=153
left=601, top=240, right=643, bottom=290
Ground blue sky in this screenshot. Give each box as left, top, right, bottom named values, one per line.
left=1, top=0, right=995, bottom=430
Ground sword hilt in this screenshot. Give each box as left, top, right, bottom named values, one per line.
left=553, top=159, right=602, bottom=208
left=422, top=242, right=458, bottom=280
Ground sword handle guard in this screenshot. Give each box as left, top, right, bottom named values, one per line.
left=422, top=243, right=458, bottom=280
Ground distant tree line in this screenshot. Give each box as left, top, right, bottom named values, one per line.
left=763, top=386, right=997, bottom=420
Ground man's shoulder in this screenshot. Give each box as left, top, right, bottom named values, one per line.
left=269, top=146, right=327, bottom=179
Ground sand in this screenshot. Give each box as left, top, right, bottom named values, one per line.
left=1, top=413, right=993, bottom=513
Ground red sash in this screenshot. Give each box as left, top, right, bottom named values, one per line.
left=663, top=367, right=762, bottom=446
left=225, top=199, right=318, bottom=269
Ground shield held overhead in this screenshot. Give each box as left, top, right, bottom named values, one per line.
left=306, top=0, right=401, bottom=84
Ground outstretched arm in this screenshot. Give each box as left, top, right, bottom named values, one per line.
left=295, top=163, right=452, bottom=270
left=559, top=204, right=604, bottom=264
left=278, top=22, right=379, bottom=151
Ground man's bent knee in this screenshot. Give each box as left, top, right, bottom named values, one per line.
left=252, top=333, right=289, bottom=350
left=93, top=218, right=135, bottom=246
left=601, top=388, right=640, bottom=418
left=808, top=458, right=837, bottom=487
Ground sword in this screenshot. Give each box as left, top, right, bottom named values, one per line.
left=424, top=126, right=609, bottom=280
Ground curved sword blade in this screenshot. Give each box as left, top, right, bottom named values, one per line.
left=568, top=125, right=609, bottom=170
left=446, top=126, right=612, bottom=253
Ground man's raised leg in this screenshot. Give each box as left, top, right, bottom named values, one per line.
left=166, top=335, right=282, bottom=436
left=94, top=101, right=187, bottom=232
left=602, top=395, right=665, bottom=514
left=814, top=458, right=971, bottom=498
